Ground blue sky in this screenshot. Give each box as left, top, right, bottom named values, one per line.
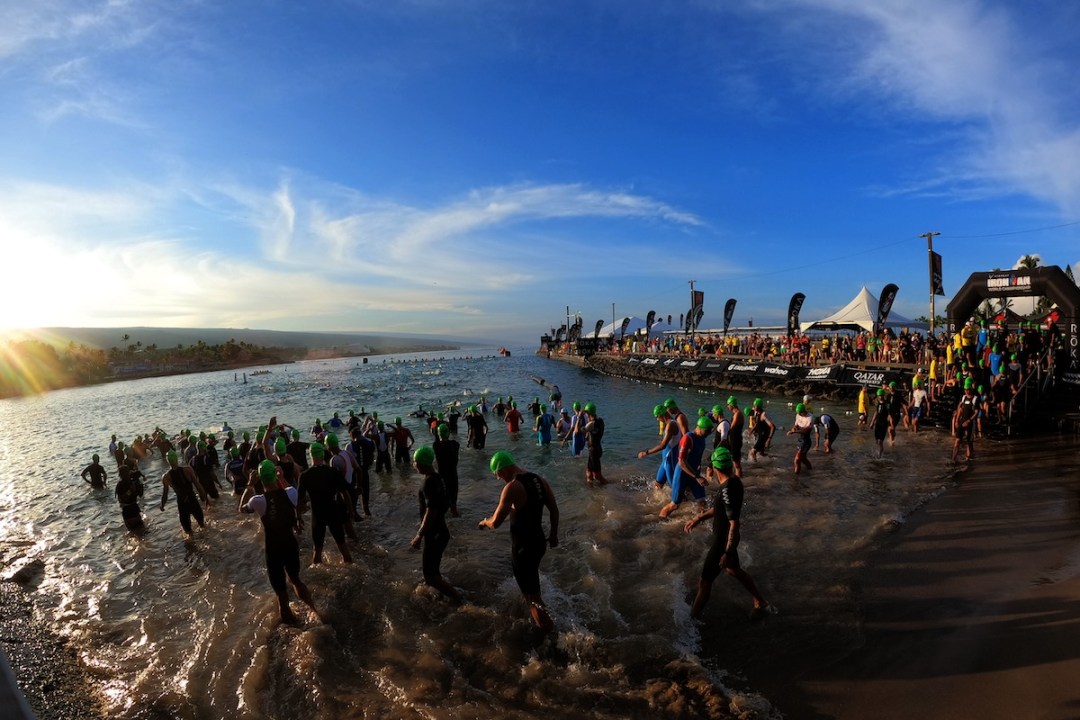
left=3, top=0, right=1079, bottom=342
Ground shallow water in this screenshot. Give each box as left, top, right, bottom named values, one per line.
left=0, top=350, right=957, bottom=719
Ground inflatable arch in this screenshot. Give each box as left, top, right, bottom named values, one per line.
left=946, top=266, right=1080, bottom=383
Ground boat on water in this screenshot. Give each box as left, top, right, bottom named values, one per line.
left=498, top=347, right=511, bottom=356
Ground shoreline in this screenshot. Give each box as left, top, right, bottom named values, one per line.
left=716, top=432, right=1080, bottom=719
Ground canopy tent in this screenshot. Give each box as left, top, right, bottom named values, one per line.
left=642, top=320, right=679, bottom=335
left=597, top=316, right=647, bottom=338
left=800, top=287, right=926, bottom=333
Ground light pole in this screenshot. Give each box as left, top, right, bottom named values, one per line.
left=921, top=231, right=941, bottom=335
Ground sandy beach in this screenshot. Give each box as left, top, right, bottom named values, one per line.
left=730, top=431, right=1080, bottom=720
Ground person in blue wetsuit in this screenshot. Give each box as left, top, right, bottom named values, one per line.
left=534, top=404, right=555, bottom=445
left=638, top=403, right=682, bottom=489
left=658, top=416, right=713, bottom=518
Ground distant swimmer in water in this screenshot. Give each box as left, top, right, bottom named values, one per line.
left=684, top=447, right=771, bottom=621
left=81, top=454, right=108, bottom=489
left=411, top=446, right=462, bottom=604
left=327, top=412, right=346, bottom=430
left=115, top=465, right=145, bottom=532
left=240, top=460, right=317, bottom=623
left=479, top=451, right=560, bottom=634
left=160, top=450, right=208, bottom=536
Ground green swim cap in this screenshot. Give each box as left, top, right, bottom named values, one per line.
left=309, top=442, right=325, bottom=458
left=437, top=412, right=444, bottom=420
left=469, top=405, right=477, bottom=413
left=166, top=450, right=178, bottom=464
left=511, top=401, right=517, bottom=408
left=663, top=398, right=677, bottom=410
left=274, top=437, right=287, bottom=454
left=712, top=405, right=723, bottom=416
left=395, top=417, right=402, bottom=425
left=227, top=431, right=234, bottom=438
left=964, top=378, right=974, bottom=389
left=490, top=451, right=515, bottom=474
left=744, top=407, right=752, bottom=415
left=727, top=396, right=738, bottom=407
left=696, top=417, right=714, bottom=431
left=243, top=431, right=250, bottom=440
left=437, top=423, right=449, bottom=438
left=325, top=432, right=340, bottom=449
left=584, top=402, right=597, bottom=415
left=795, top=403, right=806, bottom=413
left=230, top=447, right=240, bottom=458
left=197, top=440, right=207, bottom=449
left=711, top=446, right=733, bottom=471
left=572, top=401, right=581, bottom=411
left=753, top=398, right=764, bottom=409
left=978, top=385, right=985, bottom=393
left=697, top=408, right=707, bottom=417
left=258, top=459, right=278, bottom=486
left=653, top=404, right=664, bottom=417
left=539, top=404, right=546, bottom=412
left=876, top=388, right=886, bottom=396
left=413, top=445, right=435, bottom=466
left=372, top=412, right=378, bottom=419
left=92, top=453, right=100, bottom=462
left=292, top=429, right=300, bottom=439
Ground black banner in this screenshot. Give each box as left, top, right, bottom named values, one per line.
left=684, top=308, right=694, bottom=333
left=555, top=325, right=566, bottom=342
left=930, top=251, right=945, bottom=296
left=725, top=360, right=762, bottom=376
left=723, top=298, right=736, bottom=335
left=593, top=319, right=604, bottom=339
left=646, top=310, right=656, bottom=331
left=838, top=367, right=901, bottom=387
left=876, top=283, right=899, bottom=334
left=576, top=337, right=599, bottom=355
left=786, top=292, right=806, bottom=338
left=803, top=364, right=845, bottom=382
left=694, top=307, right=704, bottom=331
left=758, top=362, right=807, bottom=380
left=698, top=358, right=730, bottom=373
left=620, top=317, right=631, bottom=338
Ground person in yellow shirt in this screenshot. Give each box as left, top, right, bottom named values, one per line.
left=857, top=385, right=869, bottom=429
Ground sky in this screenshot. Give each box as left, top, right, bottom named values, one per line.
left=2, top=0, right=1080, bottom=343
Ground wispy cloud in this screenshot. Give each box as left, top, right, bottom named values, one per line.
left=742, top=0, right=1080, bottom=213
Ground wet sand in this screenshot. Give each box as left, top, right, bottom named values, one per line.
left=733, top=433, right=1080, bottom=719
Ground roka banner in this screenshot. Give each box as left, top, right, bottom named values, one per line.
left=876, top=283, right=899, bottom=335
left=786, top=293, right=806, bottom=338
left=594, top=319, right=604, bottom=339
left=620, top=317, right=631, bottom=338
left=723, top=298, right=736, bottom=335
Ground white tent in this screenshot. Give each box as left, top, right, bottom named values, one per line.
left=642, top=320, right=679, bottom=335
left=800, top=287, right=926, bottom=333
left=598, top=316, right=647, bottom=338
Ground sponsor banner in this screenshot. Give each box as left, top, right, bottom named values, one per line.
left=698, top=358, right=730, bottom=373
left=787, top=292, right=806, bottom=338
left=676, top=358, right=703, bottom=370
left=876, top=283, right=898, bottom=334
left=723, top=298, right=736, bottom=334
left=985, top=272, right=1034, bottom=295
left=641, top=357, right=660, bottom=366
left=662, top=357, right=682, bottom=368
left=930, top=251, right=945, bottom=296
left=839, top=367, right=902, bottom=387
left=759, top=362, right=806, bottom=380
left=626, top=356, right=641, bottom=365
left=726, top=361, right=762, bottom=376
left=594, top=319, right=604, bottom=339
left=1062, top=371, right=1080, bottom=386
left=803, top=364, right=844, bottom=382
left=576, top=337, right=599, bottom=355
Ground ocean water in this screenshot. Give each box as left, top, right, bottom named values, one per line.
left=0, top=349, right=957, bottom=719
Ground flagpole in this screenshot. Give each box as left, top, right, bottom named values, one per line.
left=922, top=231, right=941, bottom=336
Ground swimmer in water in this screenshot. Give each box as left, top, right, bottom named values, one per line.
left=479, top=451, right=560, bottom=634
left=81, top=454, right=108, bottom=489
left=160, top=450, right=208, bottom=535
left=115, top=465, right=145, bottom=532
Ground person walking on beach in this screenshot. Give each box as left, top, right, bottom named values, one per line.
left=81, top=454, right=108, bottom=488
left=240, top=460, right=317, bottom=624
left=296, top=442, right=353, bottom=565
left=160, top=450, right=208, bottom=535
left=684, top=447, right=770, bottom=620
left=432, top=423, right=461, bottom=517
left=659, top=417, right=713, bottom=519
left=479, top=451, right=560, bottom=634
left=787, top=403, right=814, bottom=476
left=582, top=402, right=607, bottom=485
left=952, top=379, right=978, bottom=462
left=411, top=446, right=462, bottom=604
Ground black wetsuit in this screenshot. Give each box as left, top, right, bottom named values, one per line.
left=166, top=467, right=204, bottom=534
left=82, top=462, right=108, bottom=488
left=258, top=487, right=302, bottom=594
left=287, top=440, right=310, bottom=470
left=418, top=471, right=451, bottom=580
left=702, top=476, right=745, bottom=581
left=510, top=472, right=549, bottom=595
left=225, top=457, right=247, bottom=495
left=872, top=399, right=890, bottom=441
left=586, top=418, right=605, bottom=475
left=728, top=410, right=744, bottom=460
left=192, top=454, right=220, bottom=499
left=466, top=413, right=488, bottom=449
left=297, top=464, right=348, bottom=549
left=432, top=438, right=461, bottom=510
left=955, top=393, right=977, bottom=441
left=115, top=473, right=144, bottom=530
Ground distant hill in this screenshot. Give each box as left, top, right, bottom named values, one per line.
left=6, top=327, right=467, bottom=354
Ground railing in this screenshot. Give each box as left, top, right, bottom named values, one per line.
left=1005, top=346, right=1056, bottom=438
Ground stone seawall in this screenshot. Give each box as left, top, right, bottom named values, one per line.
left=557, top=352, right=918, bottom=402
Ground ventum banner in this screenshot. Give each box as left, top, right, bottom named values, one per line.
left=786, top=292, right=806, bottom=338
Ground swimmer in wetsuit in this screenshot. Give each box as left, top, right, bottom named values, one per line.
left=160, top=450, right=208, bottom=535
left=115, top=465, right=145, bottom=532
left=684, top=447, right=771, bottom=620
left=296, top=442, right=352, bottom=565
left=81, top=454, right=108, bottom=488
left=786, top=403, right=814, bottom=476
left=479, top=451, right=560, bottom=634
left=240, top=460, right=317, bottom=624
left=411, top=446, right=462, bottom=603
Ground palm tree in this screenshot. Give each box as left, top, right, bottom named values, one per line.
left=1018, top=254, right=1040, bottom=270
